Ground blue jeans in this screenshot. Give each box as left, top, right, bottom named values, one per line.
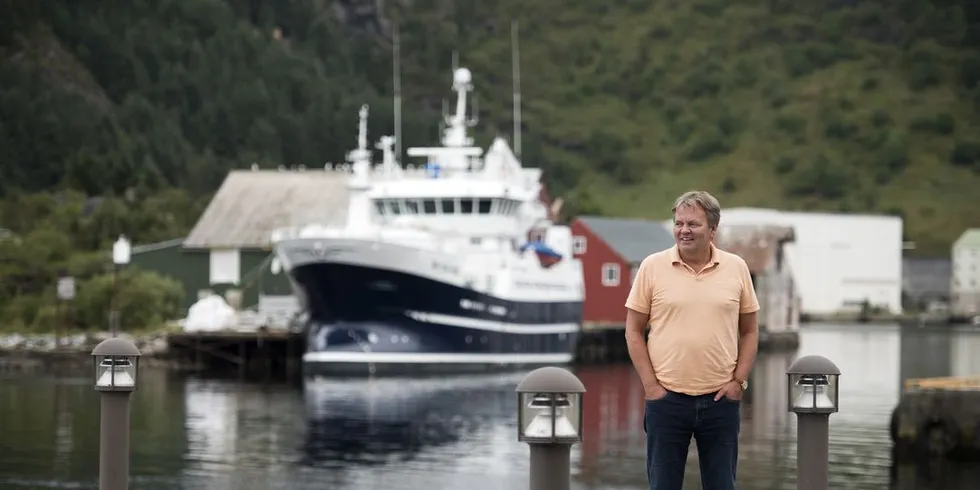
left=643, top=389, right=740, bottom=490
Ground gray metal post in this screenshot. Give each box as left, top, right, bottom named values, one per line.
left=796, top=413, right=829, bottom=490
left=99, top=391, right=132, bottom=490
left=529, top=443, right=571, bottom=490
left=110, top=265, right=119, bottom=337
left=786, top=355, right=840, bottom=490
left=516, top=367, right=586, bottom=490
left=91, top=337, right=141, bottom=490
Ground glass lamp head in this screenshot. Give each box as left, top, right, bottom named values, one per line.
left=95, top=356, right=137, bottom=391
left=786, top=355, right=841, bottom=415
left=91, top=338, right=142, bottom=392
left=113, top=235, right=131, bottom=266
left=518, top=392, right=582, bottom=444
left=515, top=366, right=586, bottom=444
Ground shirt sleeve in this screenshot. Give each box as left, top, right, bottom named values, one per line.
left=625, top=256, right=654, bottom=314
left=739, top=259, right=761, bottom=314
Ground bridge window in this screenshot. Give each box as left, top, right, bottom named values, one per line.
left=376, top=197, right=521, bottom=216
left=478, top=198, right=492, bottom=214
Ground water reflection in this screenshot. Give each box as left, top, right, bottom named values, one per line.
left=299, top=371, right=534, bottom=489
left=572, top=324, right=980, bottom=489
left=2, top=324, right=980, bottom=490
left=300, top=372, right=522, bottom=468
left=890, top=459, right=980, bottom=490
left=950, top=326, right=980, bottom=377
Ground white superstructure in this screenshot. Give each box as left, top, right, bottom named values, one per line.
left=271, top=68, right=582, bottom=305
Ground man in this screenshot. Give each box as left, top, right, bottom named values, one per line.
left=624, top=190, right=759, bottom=490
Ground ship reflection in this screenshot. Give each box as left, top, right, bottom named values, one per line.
left=299, top=371, right=527, bottom=469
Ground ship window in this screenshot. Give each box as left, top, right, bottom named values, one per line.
left=386, top=200, right=401, bottom=215
left=490, top=198, right=501, bottom=214
left=374, top=201, right=385, bottom=215
left=460, top=198, right=473, bottom=214
left=477, top=198, right=492, bottom=214
left=441, top=198, right=456, bottom=214
left=422, top=199, right=437, bottom=214
left=500, top=200, right=511, bottom=215
left=403, top=199, right=419, bottom=214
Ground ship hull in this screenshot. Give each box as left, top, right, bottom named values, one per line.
left=291, top=262, right=582, bottom=376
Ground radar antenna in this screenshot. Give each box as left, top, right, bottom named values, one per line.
left=467, top=94, right=479, bottom=127
left=347, top=104, right=370, bottom=163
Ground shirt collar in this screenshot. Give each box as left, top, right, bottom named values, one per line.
left=670, top=243, right=721, bottom=266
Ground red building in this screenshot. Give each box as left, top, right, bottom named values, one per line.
left=569, top=216, right=675, bottom=328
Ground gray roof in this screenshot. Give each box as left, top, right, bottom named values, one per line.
left=183, top=170, right=350, bottom=249
left=577, top=215, right=674, bottom=263
left=132, top=237, right=184, bottom=254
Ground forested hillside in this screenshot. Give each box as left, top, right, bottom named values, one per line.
left=2, top=0, right=980, bottom=331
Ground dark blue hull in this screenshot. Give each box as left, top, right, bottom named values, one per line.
left=290, top=262, right=583, bottom=376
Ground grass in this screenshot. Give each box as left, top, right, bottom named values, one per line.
left=426, top=1, right=980, bottom=255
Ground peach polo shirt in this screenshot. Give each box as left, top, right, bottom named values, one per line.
left=625, top=244, right=760, bottom=396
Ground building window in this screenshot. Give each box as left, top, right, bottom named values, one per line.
left=601, top=263, right=620, bottom=287
left=209, top=249, right=240, bottom=285
left=572, top=236, right=587, bottom=254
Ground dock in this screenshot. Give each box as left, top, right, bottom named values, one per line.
left=891, top=375, right=980, bottom=461
left=163, top=329, right=303, bottom=379
left=2, top=320, right=800, bottom=380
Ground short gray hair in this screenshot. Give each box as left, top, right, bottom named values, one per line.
left=671, top=190, right=721, bottom=229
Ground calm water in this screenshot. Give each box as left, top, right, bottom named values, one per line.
left=2, top=323, right=980, bottom=490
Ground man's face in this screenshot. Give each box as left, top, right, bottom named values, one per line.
left=673, top=204, right=715, bottom=253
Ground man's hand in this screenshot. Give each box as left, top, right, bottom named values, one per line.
left=713, top=380, right=743, bottom=402
left=644, top=382, right=668, bottom=401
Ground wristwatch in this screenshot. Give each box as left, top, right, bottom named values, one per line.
left=734, top=377, right=748, bottom=391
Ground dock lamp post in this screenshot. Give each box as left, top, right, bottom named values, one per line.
left=110, top=235, right=130, bottom=337
left=516, top=366, right=586, bottom=490
left=787, top=355, right=841, bottom=490
left=92, top=337, right=142, bottom=490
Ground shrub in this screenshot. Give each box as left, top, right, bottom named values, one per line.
left=909, top=114, right=955, bottom=135
left=785, top=155, right=849, bottom=199
left=73, top=269, right=185, bottom=332
left=950, top=140, right=980, bottom=171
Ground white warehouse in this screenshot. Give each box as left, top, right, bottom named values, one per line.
left=951, top=228, right=980, bottom=316
left=707, top=207, right=904, bottom=315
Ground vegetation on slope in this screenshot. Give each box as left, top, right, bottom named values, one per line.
left=2, top=0, right=980, bottom=330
